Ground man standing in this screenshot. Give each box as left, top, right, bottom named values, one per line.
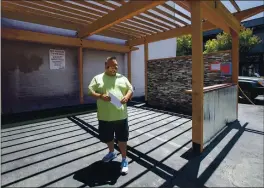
left=88, top=56, right=133, bottom=174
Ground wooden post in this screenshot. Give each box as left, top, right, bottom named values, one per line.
left=191, top=1, right=204, bottom=153
left=231, top=30, right=239, bottom=118
left=78, top=47, right=84, bottom=104
left=127, top=50, right=132, bottom=83
left=144, top=40, right=149, bottom=102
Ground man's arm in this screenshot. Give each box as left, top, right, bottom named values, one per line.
left=121, top=77, right=134, bottom=103
left=88, top=77, right=110, bottom=101
left=88, top=77, right=101, bottom=99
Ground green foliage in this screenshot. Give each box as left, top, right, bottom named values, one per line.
left=176, top=28, right=262, bottom=56
left=239, top=28, right=262, bottom=52
left=176, top=34, right=192, bottom=56
left=204, top=28, right=262, bottom=54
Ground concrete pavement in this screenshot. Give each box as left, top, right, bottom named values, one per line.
left=1, top=104, right=263, bottom=187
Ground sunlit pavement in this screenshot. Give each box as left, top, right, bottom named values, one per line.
left=1, top=104, right=263, bottom=187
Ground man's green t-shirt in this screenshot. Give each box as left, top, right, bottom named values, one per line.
left=88, top=73, right=133, bottom=122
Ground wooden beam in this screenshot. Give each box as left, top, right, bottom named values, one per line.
left=127, top=25, right=192, bottom=46
left=127, top=51, right=132, bottom=84
left=1, top=28, right=139, bottom=52
left=2, top=27, right=81, bottom=47
left=231, top=30, right=239, bottom=118
left=190, top=1, right=204, bottom=153
left=78, top=47, right=84, bottom=104
left=234, top=5, right=264, bottom=21
left=230, top=0, right=241, bottom=12
left=201, top=4, right=230, bottom=33
left=127, top=5, right=263, bottom=46
left=144, top=40, right=149, bottom=102
left=77, top=1, right=165, bottom=38
left=81, top=39, right=138, bottom=53
left=200, top=1, right=241, bottom=34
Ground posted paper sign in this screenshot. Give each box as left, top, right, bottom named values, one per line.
left=49, top=49, right=65, bottom=70
left=211, top=63, right=221, bottom=71
left=210, top=62, right=221, bottom=72
left=109, top=92, right=122, bottom=108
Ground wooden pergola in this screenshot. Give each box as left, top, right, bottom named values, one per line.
left=2, top=0, right=263, bottom=153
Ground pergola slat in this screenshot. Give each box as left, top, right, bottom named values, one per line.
left=2, top=5, right=133, bottom=40
left=2, top=2, right=92, bottom=25
left=131, top=17, right=167, bottom=32
left=77, top=1, right=166, bottom=38
left=115, top=24, right=152, bottom=36
left=152, top=7, right=188, bottom=26
left=161, top=3, right=190, bottom=21
left=230, top=0, right=241, bottom=12
left=95, top=0, right=168, bottom=32
left=17, top=1, right=98, bottom=22
left=55, top=0, right=105, bottom=17
left=136, top=15, right=171, bottom=30
left=143, top=11, right=180, bottom=28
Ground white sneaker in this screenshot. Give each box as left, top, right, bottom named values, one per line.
left=120, top=158, right=128, bottom=175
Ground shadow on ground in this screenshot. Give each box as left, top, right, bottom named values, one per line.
left=69, top=114, right=249, bottom=188
left=73, top=161, right=121, bottom=187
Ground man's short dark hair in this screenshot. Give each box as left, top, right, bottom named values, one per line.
left=105, top=56, right=117, bottom=64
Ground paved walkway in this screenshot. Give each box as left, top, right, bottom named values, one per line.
left=1, top=104, right=263, bottom=187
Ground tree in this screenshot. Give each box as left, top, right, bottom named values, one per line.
left=204, top=28, right=262, bottom=53
left=176, top=34, right=192, bottom=56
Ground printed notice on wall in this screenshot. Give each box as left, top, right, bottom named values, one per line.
left=49, top=49, right=65, bottom=70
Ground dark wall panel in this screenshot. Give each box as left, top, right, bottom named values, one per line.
left=1, top=39, right=79, bottom=114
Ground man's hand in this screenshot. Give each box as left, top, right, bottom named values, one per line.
left=100, top=94, right=111, bottom=101
left=120, top=96, right=129, bottom=104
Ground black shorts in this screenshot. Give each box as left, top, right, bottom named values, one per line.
left=98, top=119, right=129, bottom=143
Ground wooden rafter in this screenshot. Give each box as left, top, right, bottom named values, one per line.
left=234, top=4, right=264, bottom=21
left=16, top=1, right=97, bottom=22
left=96, top=1, right=119, bottom=9
left=72, top=1, right=111, bottom=13
left=2, top=0, right=262, bottom=46
left=1, top=28, right=139, bottom=52
left=2, top=2, right=91, bottom=24
left=127, top=4, right=264, bottom=46
left=201, top=1, right=241, bottom=34
left=131, top=17, right=167, bottom=32
left=77, top=1, right=166, bottom=38
left=96, top=1, right=169, bottom=32
left=230, top=0, right=241, bottom=12
left=115, top=24, right=152, bottom=36
left=1, top=3, right=137, bottom=40
left=152, top=7, right=188, bottom=26
left=110, top=27, right=145, bottom=38
left=53, top=1, right=152, bottom=37
left=136, top=14, right=171, bottom=30
left=161, top=3, right=191, bottom=21
left=143, top=10, right=180, bottom=28
left=117, top=22, right=155, bottom=35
